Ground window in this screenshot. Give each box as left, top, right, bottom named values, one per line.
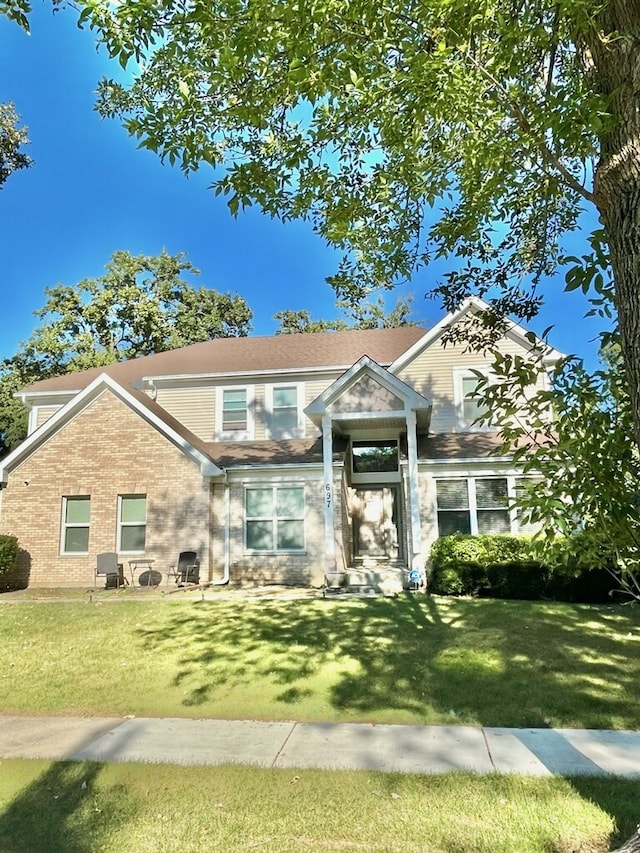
left=245, top=485, right=305, bottom=552
left=475, top=478, right=510, bottom=533
left=61, top=496, right=90, bottom=554
left=352, top=440, right=399, bottom=474
left=218, top=386, right=254, bottom=439
left=223, top=389, right=247, bottom=432
left=118, top=495, right=147, bottom=552
left=454, top=368, right=491, bottom=430
left=272, top=386, right=298, bottom=435
left=435, top=480, right=471, bottom=536
left=436, top=478, right=510, bottom=536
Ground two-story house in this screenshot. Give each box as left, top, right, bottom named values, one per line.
left=0, top=297, right=560, bottom=590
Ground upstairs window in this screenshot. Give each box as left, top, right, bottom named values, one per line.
left=61, top=496, right=90, bottom=554
left=118, top=494, right=147, bottom=553
left=218, top=386, right=254, bottom=439
left=272, top=386, right=299, bottom=435
left=223, top=389, right=248, bottom=432
left=454, top=369, right=491, bottom=430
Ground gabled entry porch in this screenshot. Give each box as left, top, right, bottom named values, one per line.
left=305, top=355, right=432, bottom=590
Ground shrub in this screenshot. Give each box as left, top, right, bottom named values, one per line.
left=429, top=534, right=540, bottom=598
left=428, top=533, right=616, bottom=602
left=0, top=535, right=19, bottom=576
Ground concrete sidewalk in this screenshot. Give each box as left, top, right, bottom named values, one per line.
left=1, top=715, right=639, bottom=777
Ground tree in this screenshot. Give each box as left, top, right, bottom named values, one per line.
left=0, top=249, right=252, bottom=455
left=0, top=102, right=31, bottom=188
left=78, top=0, right=640, bottom=449
left=274, top=295, right=415, bottom=333
left=478, top=326, right=640, bottom=604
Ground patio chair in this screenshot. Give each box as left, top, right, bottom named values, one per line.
left=167, top=551, right=200, bottom=586
left=94, top=552, right=127, bottom=589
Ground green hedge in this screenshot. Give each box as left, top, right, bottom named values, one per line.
left=0, top=535, right=19, bottom=576
left=428, top=534, right=615, bottom=602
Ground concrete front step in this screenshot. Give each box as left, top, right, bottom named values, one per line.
left=327, top=565, right=408, bottom=596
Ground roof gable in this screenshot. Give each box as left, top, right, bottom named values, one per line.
left=1, top=373, right=222, bottom=482
left=389, top=296, right=564, bottom=374
left=305, top=355, right=431, bottom=427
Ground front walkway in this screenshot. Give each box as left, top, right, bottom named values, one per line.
left=2, top=715, right=639, bottom=777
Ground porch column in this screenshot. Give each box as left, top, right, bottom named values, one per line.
left=406, top=409, right=423, bottom=572
left=322, top=413, right=336, bottom=572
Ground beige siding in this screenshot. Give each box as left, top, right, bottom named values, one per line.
left=1, top=390, right=211, bottom=587
left=34, top=405, right=62, bottom=431
left=155, top=386, right=215, bottom=440
left=304, top=377, right=333, bottom=437
left=253, top=385, right=266, bottom=441
left=153, top=371, right=345, bottom=442
left=397, top=332, right=539, bottom=433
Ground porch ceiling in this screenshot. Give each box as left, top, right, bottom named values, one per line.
left=332, top=411, right=430, bottom=433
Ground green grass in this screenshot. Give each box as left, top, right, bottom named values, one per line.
left=1, top=595, right=639, bottom=728
left=0, top=759, right=638, bottom=853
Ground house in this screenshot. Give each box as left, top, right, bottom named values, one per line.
left=0, top=297, right=560, bottom=591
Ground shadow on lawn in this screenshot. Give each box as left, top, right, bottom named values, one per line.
left=0, top=762, right=134, bottom=853
left=136, top=594, right=640, bottom=729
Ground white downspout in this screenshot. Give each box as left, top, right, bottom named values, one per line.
left=213, top=470, right=231, bottom=585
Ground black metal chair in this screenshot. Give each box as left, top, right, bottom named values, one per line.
left=167, top=551, right=200, bottom=586
left=95, top=552, right=127, bottom=589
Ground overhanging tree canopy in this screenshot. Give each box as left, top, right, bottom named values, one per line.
left=78, top=0, right=640, bottom=447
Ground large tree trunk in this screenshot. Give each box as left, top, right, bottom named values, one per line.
left=589, top=2, right=640, bottom=450
left=587, top=9, right=640, bottom=847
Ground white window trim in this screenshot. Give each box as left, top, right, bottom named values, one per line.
left=117, top=494, right=147, bottom=554
left=60, top=495, right=90, bottom=555
left=453, top=366, right=493, bottom=432
left=265, top=382, right=305, bottom=439
left=436, top=476, right=521, bottom=537
left=216, top=385, right=255, bottom=440
left=244, top=483, right=306, bottom=554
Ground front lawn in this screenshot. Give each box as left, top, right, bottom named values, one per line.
left=1, top=595, right=639, bottom=728
left=0, top=759, right=638, bottom=853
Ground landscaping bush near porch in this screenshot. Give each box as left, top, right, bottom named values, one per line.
left=429, top=534, right=614, bottom=602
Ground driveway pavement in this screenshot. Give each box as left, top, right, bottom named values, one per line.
left=1, top=715, right=639, bottom=777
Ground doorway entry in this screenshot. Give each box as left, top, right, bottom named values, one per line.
left=352, top=487, right=401, bottom=561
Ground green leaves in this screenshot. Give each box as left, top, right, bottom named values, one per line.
left=0, top=250, right=253, bottom=455
left=0, top=0, right=31, bottom=33
left=477, top=290, right=639, bottom=600
left=74, top=0, right=605, bottom=313
left=0, top=102, right=31, bottom=189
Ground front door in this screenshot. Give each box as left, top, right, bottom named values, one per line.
left=352, top=487, right=400, bottom=559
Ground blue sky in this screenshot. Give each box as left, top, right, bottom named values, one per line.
left=1, top=4, right=606, bottom=367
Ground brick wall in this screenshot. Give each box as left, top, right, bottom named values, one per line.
left=0, top=390, right=212, bottom=587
